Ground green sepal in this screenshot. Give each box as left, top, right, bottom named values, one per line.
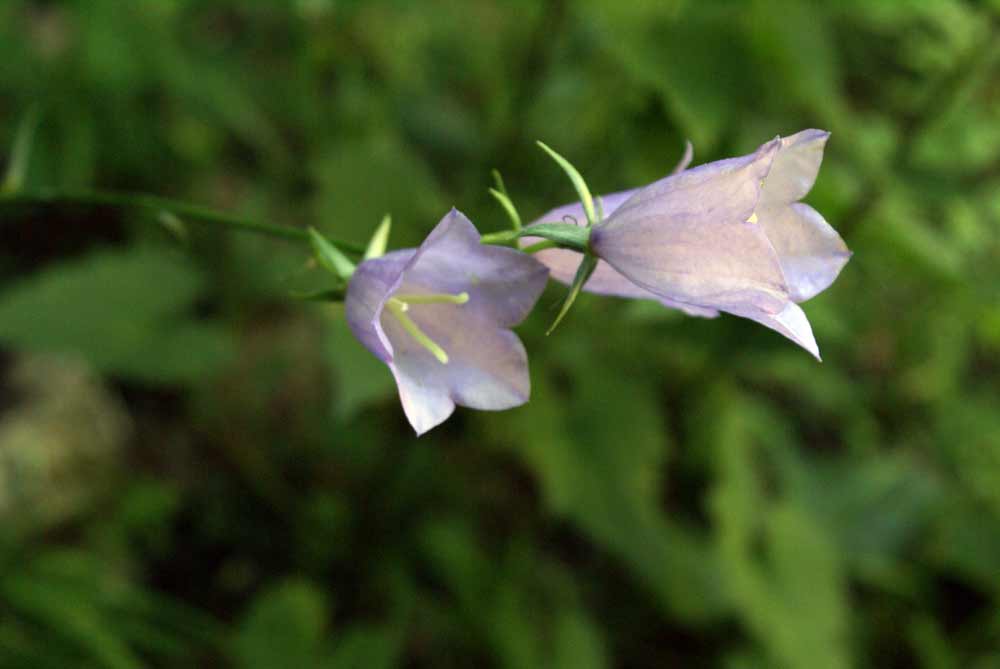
left=536, top=141, right=597, bottom=227
left=363, top=214, right=392, bottom=260
left=489, top=169, right=522, bottom=230
left=522, top=222, right=591, bottom=251
left=547, top=254, right=598, bottom=335
left=308, top=227, right=356, bottom=281
left=479, top=222, right=590, bottom=251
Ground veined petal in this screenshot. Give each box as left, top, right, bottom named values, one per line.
left=723, top=301, right=821, bottom=360
left=758, top=202, right=852, bottom=302
left=606, top=137, right=780, bottom=223
left=529, top=246, right=719, bottom=317
left=593, top=216, right=789, bottom=313
left=760, top=129, right=830, bottom=206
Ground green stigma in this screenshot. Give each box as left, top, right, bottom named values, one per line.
left=385, top=292, right=470, bottom=364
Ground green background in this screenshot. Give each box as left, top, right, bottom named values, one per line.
left=1, top=1, right=999, bottom=667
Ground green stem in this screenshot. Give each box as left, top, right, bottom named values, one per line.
left=479, top=221, right=590, bottom=252
left=0, top=190, right=365, bottom=254
left=479, top=229, right=520, bottom=245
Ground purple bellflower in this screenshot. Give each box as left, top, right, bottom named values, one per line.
left=346, top=209, right=548, bottom=435
left=526, top=130, right=850, bottom=359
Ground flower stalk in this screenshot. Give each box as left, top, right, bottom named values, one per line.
left=0, top=190, right=364, bottom=252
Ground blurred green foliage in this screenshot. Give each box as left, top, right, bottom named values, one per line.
left=1, top=0, right=999, bottom=667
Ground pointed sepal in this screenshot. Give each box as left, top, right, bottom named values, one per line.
left=363, top=214, right=392, bottom=260
left=308, top=227, right=356, bottom=281
left=536, top=141, right=597, bottom=227
left=547, top=254, right=598, bottom=335
left=489, top=169, right=522, bottom=231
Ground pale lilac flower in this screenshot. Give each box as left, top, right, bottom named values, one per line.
left=346, top=209, right=548, bottom=435
left=527, top=130, right=850, bottom=358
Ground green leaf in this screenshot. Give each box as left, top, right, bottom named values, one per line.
left=580, top=3, right=754, bottom=149
left=1, top=573, right=142, bottom=669
left=234, top=580, right=329, bottom=669
left=311, top=134, right=446, bottom=250
left=707, top=389, right=850, bottom=669
left=0, top=548, right=215, bottom=669
left=329, top=625, right=403, bottom=669
left=0, top=246, right=231, bottom=383
left=552, top=612, right=609, bottom=669
left=478, top=356, right=724, bottom=622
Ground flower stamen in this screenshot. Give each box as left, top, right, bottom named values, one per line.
left=385, top=292, right=470, bottom=365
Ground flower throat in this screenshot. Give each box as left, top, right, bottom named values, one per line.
left=386, top=292, right=470, bottom=364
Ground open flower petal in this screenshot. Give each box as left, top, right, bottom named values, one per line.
left=722, top=301, right=821, bottom=360
left=759, top=129, right=830, bottom=206
left=346, top=209, right=548, bottom=435
left=757, top=202, right=852, bottom=302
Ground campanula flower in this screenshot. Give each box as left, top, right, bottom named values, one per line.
left=527, top=130, right=850, bottom=358
left=346, top=209, right=548, bottom=435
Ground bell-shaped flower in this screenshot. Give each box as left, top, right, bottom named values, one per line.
left=527, top=130, right=850, bottom=358
left=346, top=209, right=548, bottom=435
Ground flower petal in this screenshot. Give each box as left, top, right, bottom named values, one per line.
left=529, top=246, right=719, bottom=317
left=591, top=138, right=789, bottom=312
left=760, top=129, right=830, bottom=206
left=399, top=209, right=549, bottom=327
left=384, top=304, right=532, bottom=435
left=723, top=301, right=821, bottom=360
left=758, top=202, right=851, bottom=302
left=607, top=137, right=780, bottom=222
left=345, top=249, right=414, bottom=363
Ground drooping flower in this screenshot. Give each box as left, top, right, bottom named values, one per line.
left=346, top=209, right=548, bottom=435
left=526, top=130, right=850, bottom=358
